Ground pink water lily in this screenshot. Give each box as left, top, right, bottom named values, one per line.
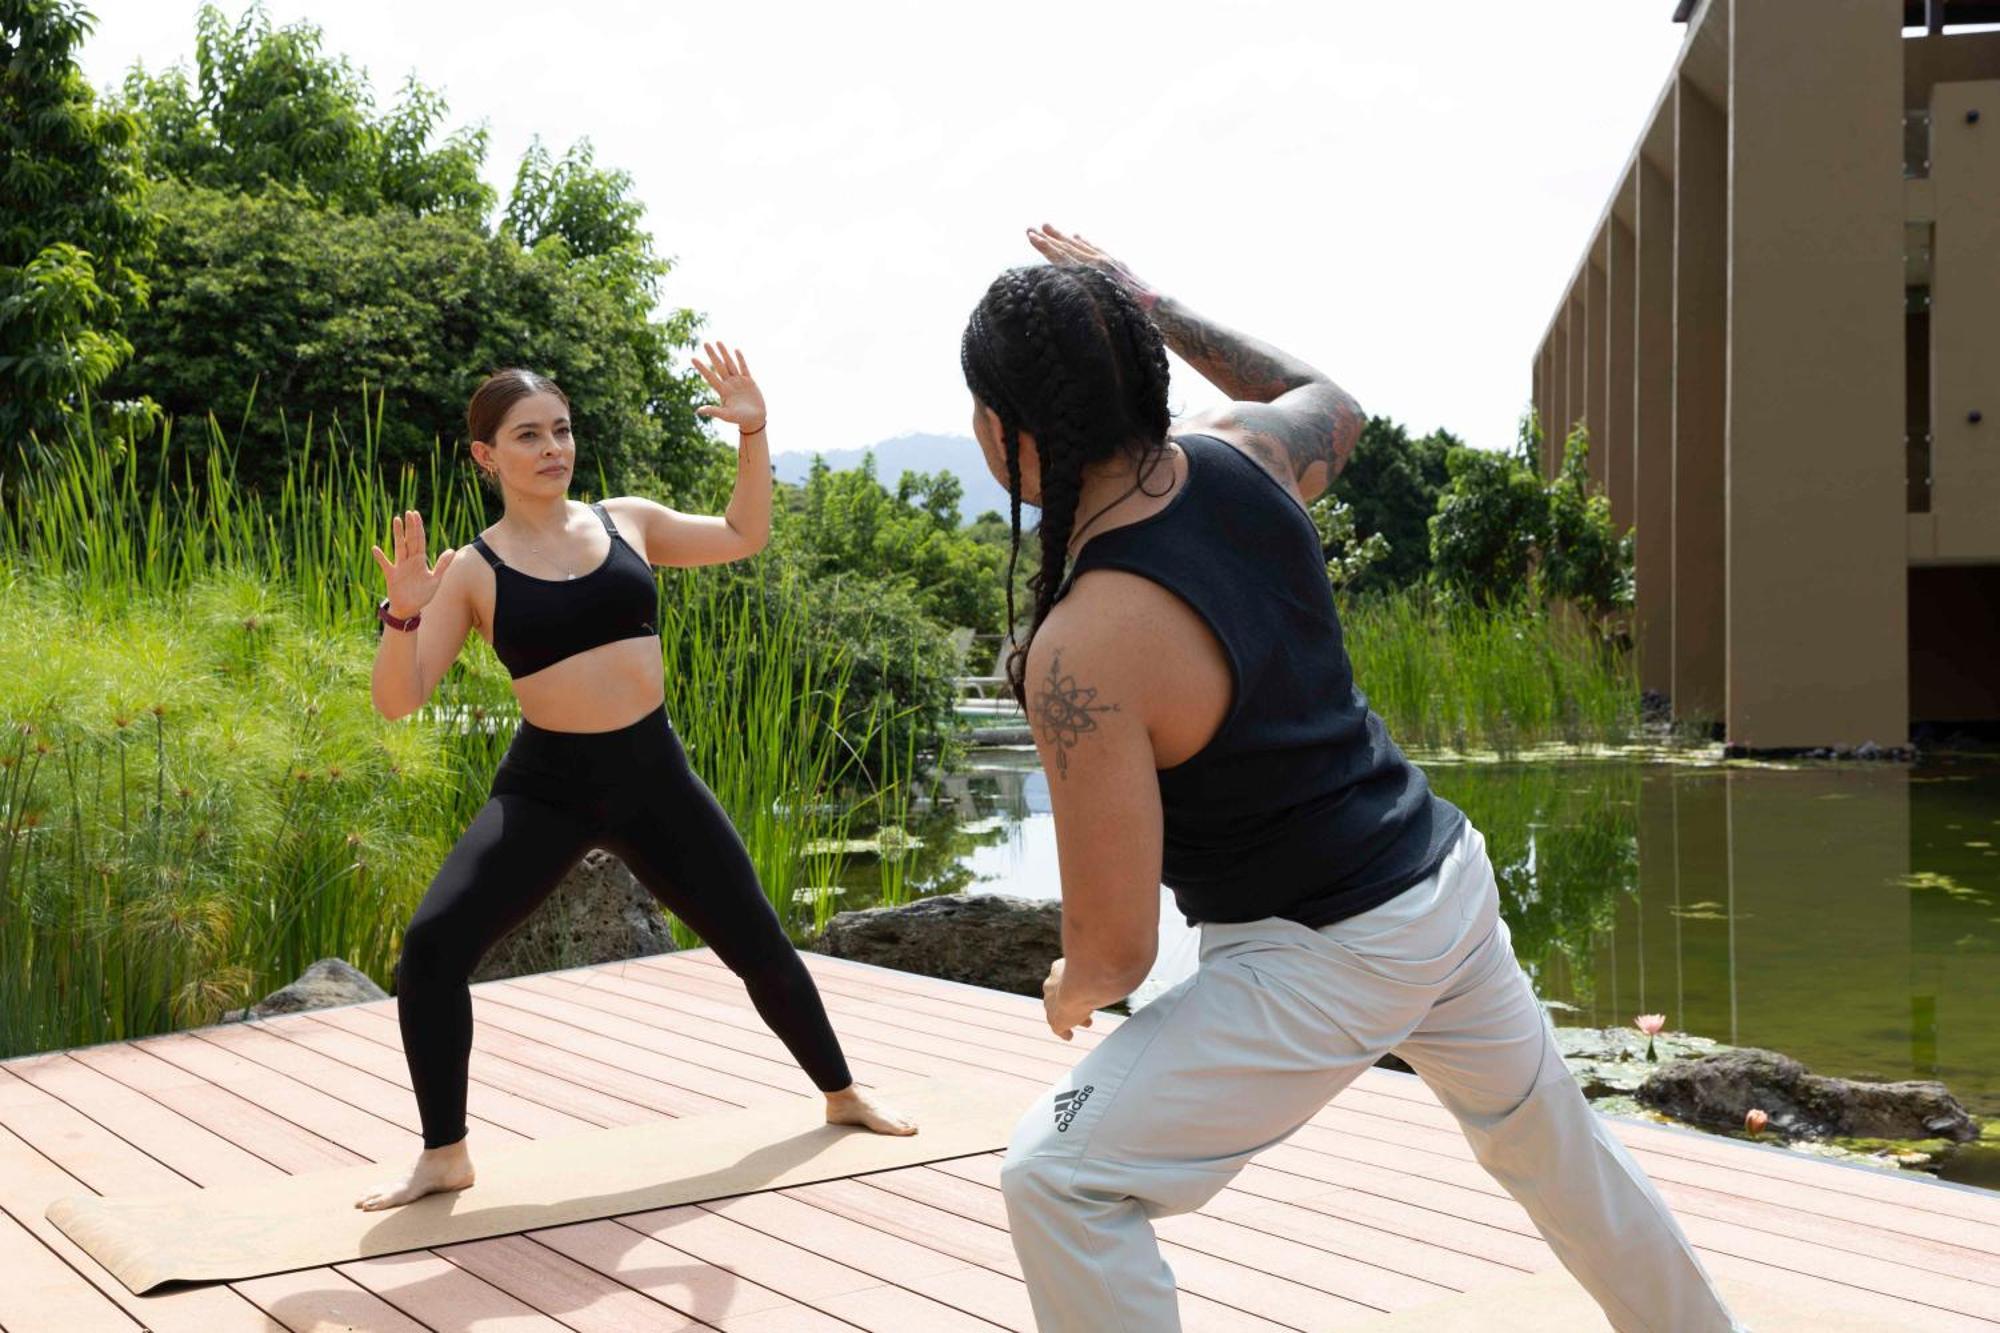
left=1634, top=1013, right=1667, bottom=1061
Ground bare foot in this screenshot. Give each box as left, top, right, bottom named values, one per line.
left=354, top=1140, right=476, bottom=1210
left=825, top=1086, right=918, bottom=1136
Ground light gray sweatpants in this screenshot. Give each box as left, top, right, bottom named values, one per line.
left=1001, top=823, right=1746, bottom=1332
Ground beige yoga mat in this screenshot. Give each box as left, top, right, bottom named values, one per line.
left=48, top=1076, right=1021, bottom=1294
left=1331, top=1267, right=1914, bottom=1331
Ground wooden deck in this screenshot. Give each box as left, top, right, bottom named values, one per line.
left=3, top=949, right=1998, bottom=1331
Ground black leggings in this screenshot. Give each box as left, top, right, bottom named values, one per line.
left=393, top=704, right=853, bottom=1148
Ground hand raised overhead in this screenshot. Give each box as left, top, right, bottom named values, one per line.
left=1025, top=224, right=1160, bottom=309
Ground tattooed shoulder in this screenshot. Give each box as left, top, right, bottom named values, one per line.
left=1030, top=646, right=1121, bottom=780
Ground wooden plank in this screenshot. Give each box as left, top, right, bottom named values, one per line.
left=229, top=1266, right=434, bottom=1332
left=435, top=1233, right=713, bottom=1331
left=491, top=979, right=853, bottom=1096
left=528, top=1218, right=818, bottom=1328
left=195, top=1020, right=534, bottom=1150
left=465, top=994, right=782, bottom=1111
left=617, top=1204, right=1004, bottom=1330
left=624, top=961, right=1082, bottom=1073
left=310, top=1004, right=668, bottom=1130
left=67, top=1041, right=368, bottom=1173
left=0, top=1080, right=294, bottom=1330
left=525, top=969, right=1031, bottom=1087
left=699, top=1191, right=1019, bottom=1328
left=866, top=1159, right=1377, bottom=1328
left=12, top=1040, right=614, bottom=1331
left=5, top=1052, right=279, bottom=1186
left=333, top=1249, right=571, bottom=1330
left=1347, top=1070, right=2000, bottom=1228
left=0, top=1208, right=142, bottom=1330
left=1193, top=1188, right=1533, bottom=1291
left=361, top=997, right=743, bottom=1119
left=123, top=1030, right=419, bottom=1164
left=262, top=1012, right=596, bottom=1140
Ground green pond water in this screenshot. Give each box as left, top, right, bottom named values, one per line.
left=835, top=751, right=2000, bottom=1183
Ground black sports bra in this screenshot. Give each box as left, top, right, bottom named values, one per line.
left=471, top=502, right=659, bottom=679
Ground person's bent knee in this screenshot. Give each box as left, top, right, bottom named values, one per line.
left=1000, top=1146, right=1074, bottom=1218
left=395, top=915, right=470, bottom=990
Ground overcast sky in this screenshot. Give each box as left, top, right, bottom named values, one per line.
left=77, top=1, right=1691, bottom=455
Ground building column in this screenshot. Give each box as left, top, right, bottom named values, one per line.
left=1586, top=242, right=1609, bottom=491
left=1608, top=207, right=1638, bottom=533
left=1724, top=0, right=1906, bottom=748
left=1673, top=78, right=1728, bottom=725
left=1636, top=155, right=1676, bottom=701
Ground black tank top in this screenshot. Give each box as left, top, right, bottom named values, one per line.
left=471, top=502, right=659, bottom=679
left=1055, top=433, right=1465, bottom=927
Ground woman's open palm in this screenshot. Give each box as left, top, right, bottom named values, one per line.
left=692, top=342, right=766, bottom=433
left=371, top=510, right=455, bottom=614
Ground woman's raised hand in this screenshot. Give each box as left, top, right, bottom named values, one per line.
left=370, top=510, right=456, bottom=616
left=692, top=342, right=767, bottom=435
left=1025, top=224, right=1160, bottom=309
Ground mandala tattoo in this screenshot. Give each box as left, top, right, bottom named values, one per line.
left=1032, top=650, right=1120, bottom=780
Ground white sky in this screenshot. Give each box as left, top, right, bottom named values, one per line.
left=77, top=1, right=1689, bottom=454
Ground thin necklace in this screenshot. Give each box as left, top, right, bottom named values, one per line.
left=1067, top=443, right=1176, bottom=556
left=502, top=503, right=585, bottom=579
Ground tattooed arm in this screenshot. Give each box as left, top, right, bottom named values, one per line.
left=1023, top=603, right=1164, bottom=1039
left=1026, top=223, right=1363, bottom=503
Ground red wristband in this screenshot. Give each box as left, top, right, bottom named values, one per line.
left=377, top=598, right=422, bottom=632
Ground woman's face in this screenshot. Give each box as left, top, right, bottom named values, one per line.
left=474, top=392, right=574, bottom=498
left=971, top=397, right=1042, bottom=508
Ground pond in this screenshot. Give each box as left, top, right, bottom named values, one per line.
left=834, top=750, right=2000, bottom=1155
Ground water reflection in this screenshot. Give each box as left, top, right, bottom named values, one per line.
left=845, top=753, right=2000, bottom=1123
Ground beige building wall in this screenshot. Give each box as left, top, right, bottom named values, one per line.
left=1723, top=0, right=1908, bottom=749
left=1927, top=78, right=2000, bottom=562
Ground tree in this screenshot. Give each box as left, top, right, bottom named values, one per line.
left=107, top=180, right=718, bottom=500
left=1326, top=416, right=1455, bottom=593
left=118, top=4, right=490, bottom=217
left=782, top=454, right=1008, bottom=634
left=1, top=0, right=156, bottom=451
left=1427, top=411, right=1632, bottom=616
left=102, top=4, right=717, bottom=501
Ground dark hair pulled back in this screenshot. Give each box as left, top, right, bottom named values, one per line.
left=959, top=265, right=1172, bottom=705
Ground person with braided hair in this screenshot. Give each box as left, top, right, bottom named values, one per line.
left=966, top=227, right=1744, bottom=1332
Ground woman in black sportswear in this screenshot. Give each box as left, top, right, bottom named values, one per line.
left=357, top=349, right=914, bottom=1212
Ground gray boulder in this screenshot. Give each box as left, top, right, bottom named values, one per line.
left=237, top=957, right=386, bottom=1018
left=811, top=892, right=1062, bottom=997
left=473, top=849, right=677, bottom=982
left=1638, top=1047, right=1977, bottom=1142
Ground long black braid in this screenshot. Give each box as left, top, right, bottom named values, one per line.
left=960, top=266, right=1173, bottom=706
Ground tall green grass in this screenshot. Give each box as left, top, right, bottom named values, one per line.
left=1340, top=593, right=1639, bottom=756
left=0, top=407, right=898, bottom=1056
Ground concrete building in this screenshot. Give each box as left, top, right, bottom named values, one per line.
left=1531, top=0, right=2000, bottom=751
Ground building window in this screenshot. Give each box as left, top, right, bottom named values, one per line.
left=1904, top=108, right=1932, bottom=180
left=1907, top=284, right=1932, bottom=514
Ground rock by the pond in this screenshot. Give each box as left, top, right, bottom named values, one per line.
left=1638, top=1047, right=1978, bottom=1143
left=234, top=957, right=386, bottom=1019
left=472, top=849, right=677, bottom=982
left=811, top=892, right=1061, bottom=998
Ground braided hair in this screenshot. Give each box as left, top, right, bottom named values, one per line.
left=960, top=266, right=1172, bottom=705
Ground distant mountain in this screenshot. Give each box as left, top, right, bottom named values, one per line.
left=772, top=432, right=1018, bottom=526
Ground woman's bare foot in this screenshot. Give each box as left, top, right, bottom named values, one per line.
left=354, top=1140, right=476, bottom=1210
left=825, top=1085, right=918, bottom=1136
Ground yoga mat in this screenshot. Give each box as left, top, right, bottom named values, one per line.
left=48, top=1076, right=1020, bottom=1295
left=1332, top=1268, right=1914, bottom=1331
